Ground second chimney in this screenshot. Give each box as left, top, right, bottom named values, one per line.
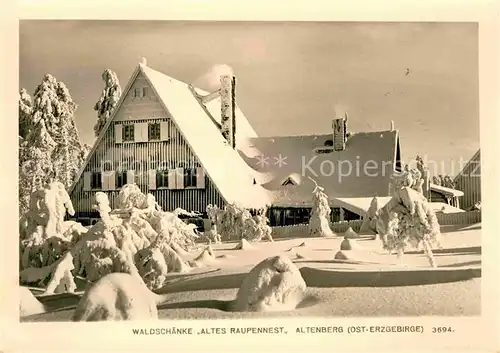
left=220, top=75, right=236, bottom=149
left=332, top=113, right=348, bottom=151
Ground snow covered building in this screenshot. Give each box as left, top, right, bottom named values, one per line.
left=69, top=61, right=403, bottom=226
left=239, top=128, right=402, bottom=225
left=428, top=183, right=464, bottom=209
left=453, top=149, right=481, bottom=210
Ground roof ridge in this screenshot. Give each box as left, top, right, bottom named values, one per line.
left=253, top=130, right=397, bottom=140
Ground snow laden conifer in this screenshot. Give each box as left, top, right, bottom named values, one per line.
left=19, top=120, right=57, bottom=214
left=93, top=69, right=122, bottom=137
left=308, top=177, right=334, bottom=237
left=30, top=74, right=83, bottom=188
left=379, top=159, right=442, bottom=267
left=80, top=143, right=92, bottom=161
left=19, top=74, right=85, bottom=214
left=19, top=88, right=33, bottom=139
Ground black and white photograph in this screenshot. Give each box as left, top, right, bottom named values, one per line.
left=17, top=19, right=484, bottom=321
left=5, top=3, right=499, bottom=351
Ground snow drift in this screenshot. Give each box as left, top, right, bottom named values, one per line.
left=19, top=287, right=46, bottom=317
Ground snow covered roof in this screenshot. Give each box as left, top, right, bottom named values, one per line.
left=238, top=131, right=400, bottom=207
left=70, top=63, right=273, bottom=209
left=331, top=197, right=465, bottom=217
left=430, top=183, right=464, bottom=197
left=141, top=65, right=273, bottom=208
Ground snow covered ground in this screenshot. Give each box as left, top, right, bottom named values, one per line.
left=21, top=224, right=481, bottom=322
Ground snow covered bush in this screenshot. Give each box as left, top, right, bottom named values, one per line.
left=19, top=181, right=80, bottom=270
left=72, top=272, right=158, bottom=322
left=205, top=204, right=222, bottom=243
left=134, top=237, right=191, bottom=290
left=93, top=69, right=122, bottom=137
left=232, top=255, right=307, bottom=312
left=206, top=203, right=272, bottom=242
left=308, top=178, right=334, bottom=237
left=19, top=184, right=202, bottom=293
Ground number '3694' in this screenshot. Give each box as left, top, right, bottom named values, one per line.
left=432, top=327, right=454, bottom=333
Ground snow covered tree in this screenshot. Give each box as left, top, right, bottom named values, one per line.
left=308, top=177, right=334, bottom=237
left=93, top=69, right=122, bottom=137
left=19, top=74, right=85, bottom=215
left=443, top=175, right=455, bottom=189
left=381, top=187, right=442, bottom=267
left=19, top=88, right=33, bottom=139
left=206, top=204, right=272, bottom=242
left=80, top=143, right=91, bottom=161
left=415, top=155, right=430, bottom=199
left=19, top=120, right=57, bottom=215
left=389, top=161, right=425, bottom=196
left=360, top=196, right=379, bottom=234
left=31, top=74, right=83, bottom=188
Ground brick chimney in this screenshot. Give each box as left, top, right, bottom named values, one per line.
left=332, top=113, right=348, bottom=151
left=220, top=75, right=236, bottom=148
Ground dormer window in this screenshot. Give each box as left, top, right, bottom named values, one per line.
left=314, top=147, right=334, bottom=154
left=282, top=178, right=296, bottom=186
left=282, top=173, right=301, bottom=186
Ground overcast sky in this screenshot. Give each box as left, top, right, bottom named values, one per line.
left=19, top=20, right=479, bottom=176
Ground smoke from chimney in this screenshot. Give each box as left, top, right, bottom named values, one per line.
left=192, top=64, right=237, bottom=148
left=193, top=64, right=235, bottom=91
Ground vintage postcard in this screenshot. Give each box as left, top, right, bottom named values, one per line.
left=2, top=1, right=499, bottom=352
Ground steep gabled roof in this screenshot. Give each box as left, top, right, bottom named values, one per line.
left=238, top=131, right=399, bottom=207
left=70, top=63, right=272, bottom=209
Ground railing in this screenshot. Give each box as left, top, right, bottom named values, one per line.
left=271, top=220, right=364, bottom=239
left=270, top=211, right=481, bottom=238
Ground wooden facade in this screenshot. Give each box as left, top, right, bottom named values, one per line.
left=454, top=150, right=481, bottom=210
left=70, top=71, right=225, bottom=219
